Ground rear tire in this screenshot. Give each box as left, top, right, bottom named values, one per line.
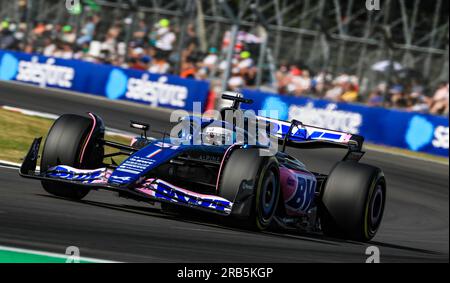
left=41, top=114, right=104, bottom=200
left=219, top=148, right=280, bottom=231
left=320, top=161, right=386, bottom=242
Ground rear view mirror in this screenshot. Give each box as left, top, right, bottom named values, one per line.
left=130, top=121, right=150, bottom=139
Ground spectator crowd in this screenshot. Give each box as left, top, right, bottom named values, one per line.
left=0, top=16, right=448, bottom=116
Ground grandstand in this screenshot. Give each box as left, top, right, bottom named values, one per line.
left=0, top=0, right=448, bottom=114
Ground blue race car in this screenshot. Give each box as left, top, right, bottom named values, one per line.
left=20, top=93, right=386, bottom=241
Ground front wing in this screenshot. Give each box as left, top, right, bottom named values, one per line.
left=19, top=138, right=233, bottom=215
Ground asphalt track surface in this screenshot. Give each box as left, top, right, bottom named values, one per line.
left=0, top=81, right=448, bottom=263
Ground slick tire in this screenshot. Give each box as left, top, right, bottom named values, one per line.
left=319, top=161, right=386, bottom=242
left=219, top=148, right=281, bottom=231
left=41, top=114, right=104, bottom=200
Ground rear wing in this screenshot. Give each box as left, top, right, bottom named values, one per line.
left=220, top=93, right=364, bottom=161
left=257, top=117, right=365, bottom=161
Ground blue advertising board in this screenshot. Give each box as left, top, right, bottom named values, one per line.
left=0, top=49, right=448, bottom=156
left=0, top=50, right=210, bottom=112
left=241, top=89, right=449, bottom=157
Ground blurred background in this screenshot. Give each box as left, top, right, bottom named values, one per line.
left=0, top=0, right=448, bottom=116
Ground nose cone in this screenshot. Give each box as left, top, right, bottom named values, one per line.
left=108, top=142, right=184, bottom=185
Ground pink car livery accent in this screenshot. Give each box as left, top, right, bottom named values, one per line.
left=138, top=179, right=233, bottom=214
left=79, top=113, right=97, bottom=164
left=280, top=168, right=317, bottom=216
left=46, top=165, right=112, bottom=184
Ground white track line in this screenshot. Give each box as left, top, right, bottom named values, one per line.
left=0, top=165, right=18, bottom=170
left=2, top=105, right=136, bottom=139
left=0, top=160, right=21, bottom=168
left=2, top=106, right=60, bottom=120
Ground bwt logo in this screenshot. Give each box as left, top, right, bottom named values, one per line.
left=366, top=0, right=381, bottom=11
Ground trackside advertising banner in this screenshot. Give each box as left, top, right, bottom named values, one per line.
left=241, top=89, right=449, bottom=157
left=0, top=50, right=210, bottom=111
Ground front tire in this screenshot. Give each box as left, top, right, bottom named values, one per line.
left=319, top=161, right=386, bottom=242
left=219, top=148, right=280, bottom=231
left=41, top=114, right=104, bottom=200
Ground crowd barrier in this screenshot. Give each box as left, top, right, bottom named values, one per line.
left=0, top=50, right=210, bottom=112
left=241, top=89, right=448, bottom=157
left=0, top=49, right=448, bottom=157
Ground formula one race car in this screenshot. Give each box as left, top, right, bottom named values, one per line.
left=19, top=93, right=386, bottom=242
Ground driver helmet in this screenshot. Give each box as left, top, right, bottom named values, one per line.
left=202, top=126, right=235, bottom=146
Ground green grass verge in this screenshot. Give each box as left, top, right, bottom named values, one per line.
left=0, top=250, right=93, bottom=263
left=0, top=108, right=131, bottom=164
